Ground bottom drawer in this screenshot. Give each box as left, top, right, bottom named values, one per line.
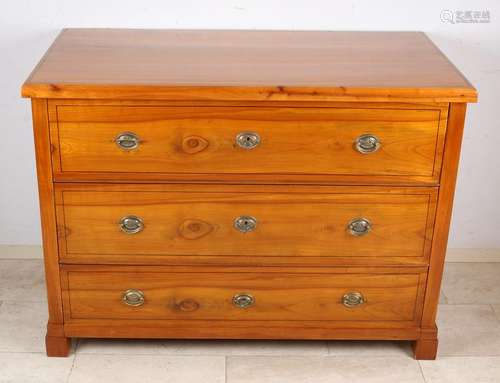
left=62, top=266, right=426, bottom=325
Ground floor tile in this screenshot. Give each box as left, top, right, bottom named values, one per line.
left=492, top=305, right=500, bottom=322
left=0, top=301, right=47, bottom=352
left=77, top=339, right=167, bottom=355
left=78, top=339, right=328, bottom=356
left=161, top=340, right=329, bottom=356
left=68, top=354, right=225, bottom=383
left=442, top=263, right=500, bottom=304
left=327, top=340, right=412, bottom=357
left=420, top=356, right=500, bottom=383
left=439, top=290, right=448, bottom=304
left=226, top=356, right=425, bottom=383
left=437, top=304, right=500, bottom=329
left=0, top=259, right=46, bottom=302
left=438, top=328, right=500, bottom=357
left=0, top=352, right=74, bottom=383
left=437, top=305, right=500, bottom=357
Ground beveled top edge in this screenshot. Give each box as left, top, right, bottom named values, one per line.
left=22, top=28, right=477, bottom=102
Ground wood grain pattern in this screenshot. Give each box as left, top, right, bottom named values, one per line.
left=45, top=333, right=71, bottom=357
left=52, top=105, right=446, bottom=181
left=31, top=99, right=70, bottom=356
left=54, top=184, right=436, bottom=263
left=21, top=29, right=477, bottom=102
left=62, top=266, right=425, bottom=324
left=64, top=321, right=422, bottom=340
left=420, top=104, right=468, bottom=328
left=411, top=104, right=468, bottom=359
left=413, top=325, right=438, bottom=359
left=22, top=29, right=475, bottom=360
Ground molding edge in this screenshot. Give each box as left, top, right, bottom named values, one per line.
left=0, top=245, right=498, bottom=262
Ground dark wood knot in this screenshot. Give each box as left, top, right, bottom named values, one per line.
left=178, top=219, right=215, bottom=240
left=175, top=299, right=200, bottom=312
left=181, top=135, right=209, bottom=154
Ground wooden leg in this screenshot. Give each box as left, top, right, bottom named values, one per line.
left=414, top=325, right=439, bottom=360
left=413, top=338, right=438, bottom=360
left=45, top=334, right=71, bottom=357
left=45, top=323, right=72, bottom=357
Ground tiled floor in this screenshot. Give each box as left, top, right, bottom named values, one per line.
left=1, top=259, right=500, bottom=382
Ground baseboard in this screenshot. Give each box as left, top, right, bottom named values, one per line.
left=0, top=245, right=43, bottom=259
left=445, top=248, right=500, bottom=262
left=0, top=245, right=499, bottom=262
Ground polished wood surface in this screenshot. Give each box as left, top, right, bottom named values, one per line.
left=413, top=325, right=439, bottom=360
left=62, top=265, right=427, bottom=340
left=64, top=268, right=423, bottom=323
left=23, top=29, right=476, bottom=360
left=31, top=99, right=70, bottom=356
left=415, top=103, right=468, bottom=359
left=52, top=105, right=445, bottom=180
left=22, top=29, right=477, bottom=102
left=55, top=185, right=436, bottom=262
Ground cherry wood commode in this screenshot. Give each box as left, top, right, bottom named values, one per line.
left=22, top=29, right=477, bottom=359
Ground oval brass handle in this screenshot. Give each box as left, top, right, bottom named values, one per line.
left=236, top=132, right=260, bottom=149
left=342, top=291, right=365, bottom=308
left=122, top=289, right=145, bottom=306
left=115, top=132, right=140, bottom=150
left=234, top=216, right=257, bottom=233
left=347, top=218, right=372, bottom=236
left=119, top=215, right=144, bottom=234
left=354, top=134, right=380, bottom=154
left=233, top=293, right=255, bottom=308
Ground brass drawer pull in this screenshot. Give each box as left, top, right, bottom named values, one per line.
left=234, top=216, right=257, bottom=233
left=119, top=215, right=144, bottom=234
left=115, top=132, right=140, bottom=150
left=354, top=134, right=380, bottom=154
left=342, top=291, right=365, bottom=308
left=348, top=218, right=372, bottom=236
left=236, top=132, right=260, bottom=149
left=122, top=289, right=145, bottom=306
left=233, top=293, right=255, bottom=308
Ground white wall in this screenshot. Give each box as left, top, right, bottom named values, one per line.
left=1, top=0, right=499, bottom=248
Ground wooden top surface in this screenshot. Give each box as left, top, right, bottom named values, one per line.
left=22, top=29, right=477, bottom=102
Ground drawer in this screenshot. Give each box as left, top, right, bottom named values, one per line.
left=55, top=184, right=436, bottom=264
left=62, top=266, right=426, bottom=324
left=51, top=105, right=446, bottom=183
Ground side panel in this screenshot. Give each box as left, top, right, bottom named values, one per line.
left=31, top=98, right=70, bottom=356
left=416, top=103, right=468, bottom=359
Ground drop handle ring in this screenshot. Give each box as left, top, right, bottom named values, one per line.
left=122, top=289, right=145, bottom=306
left=354, top=134, right=380, bottom=154
left=115, top=132, right=140, bottom=150
left=119, top=215, right=144, bottom=234
left=233, top=293, right=255, bottom=308
left=342, top=291, right=365, bottom=308
left=347, top=218, right=372, bottom=236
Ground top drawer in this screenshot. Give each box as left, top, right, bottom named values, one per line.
left=50, top=104, right=447, bottom=184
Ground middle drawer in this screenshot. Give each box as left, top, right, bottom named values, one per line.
left=55, top=184, right=436, bottom=264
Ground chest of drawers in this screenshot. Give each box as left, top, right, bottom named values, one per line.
left=22, top=29, right=477, bottom=359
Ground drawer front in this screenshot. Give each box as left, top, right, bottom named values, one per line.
left=63, top=268, right=425, bottom=323
left=56, top=185, right=436, bottom=262
left=52, top=105, right=445, bottom=181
